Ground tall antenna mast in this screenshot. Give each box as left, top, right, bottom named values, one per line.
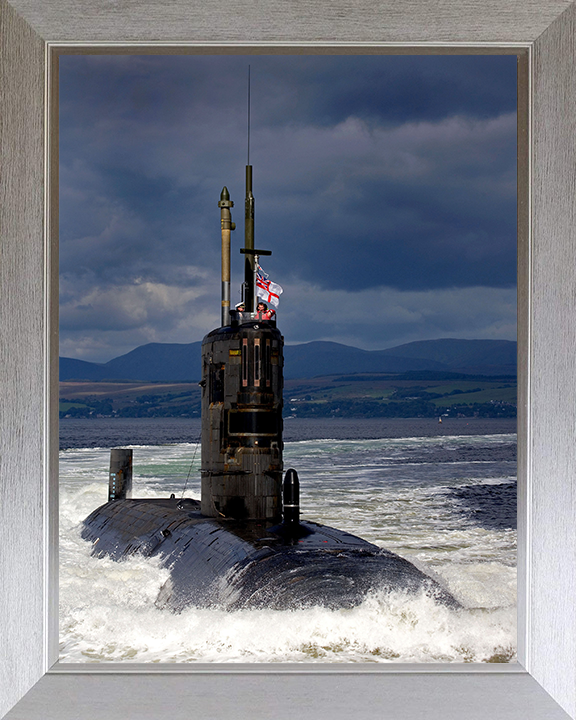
left=244, top=66, right=255, bottom=311
left=247, top=65, right=251, bottom=166
left=240, top=67, right=270, bottom=310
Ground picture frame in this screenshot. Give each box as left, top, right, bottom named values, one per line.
left=1, top=1, right=575, bottom=718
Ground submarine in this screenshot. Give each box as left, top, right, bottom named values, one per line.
left=81, top=165, right=459, bottom=612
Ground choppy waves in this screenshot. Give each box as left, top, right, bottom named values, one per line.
left=59, top=430, right=517, bottom=663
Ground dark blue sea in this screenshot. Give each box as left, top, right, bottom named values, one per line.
left=60, top=415, right=516, bottom=448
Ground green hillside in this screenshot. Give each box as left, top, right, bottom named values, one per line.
left=60, top=372, right=516, bottom=419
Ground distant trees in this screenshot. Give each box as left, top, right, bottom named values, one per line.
left=284, top=398, right=516, bottom=419
left=59, top=398, right=112, bottom=418
left=59, top=394, right=201, bottom=419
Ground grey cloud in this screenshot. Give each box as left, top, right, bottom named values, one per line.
left=59, top=54, right=517, bottom=362
left=279, top=284, right=517, bottom=351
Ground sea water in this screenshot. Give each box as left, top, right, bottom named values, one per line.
left=59, top=417, right=517, bottom=664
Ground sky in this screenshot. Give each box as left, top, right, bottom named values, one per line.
left=59, top=53, right=517, bottom=363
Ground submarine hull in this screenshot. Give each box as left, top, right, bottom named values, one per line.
left=82, top=498, right=458, bottom=612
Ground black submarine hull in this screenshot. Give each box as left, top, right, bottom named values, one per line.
left=81, top=497, right=459, bottom=612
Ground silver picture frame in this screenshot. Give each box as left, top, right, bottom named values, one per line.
left=1, top=1, right=575, bottom=718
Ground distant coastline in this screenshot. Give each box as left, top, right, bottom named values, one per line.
left=59, top=371, right=516, bottom=421
left=60, top=337, right=517, bottom=420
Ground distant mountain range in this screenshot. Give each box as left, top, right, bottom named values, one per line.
left=60, top=338, right=517, bottom=382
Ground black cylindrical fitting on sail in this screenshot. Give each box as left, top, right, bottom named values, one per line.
left=283, top=468, right=300, bottom=528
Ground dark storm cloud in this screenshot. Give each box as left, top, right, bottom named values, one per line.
left=60, top=54, right=516, bottom=126
left=59, top=53, right=516, bottom=361
left=249, top=54, right=517, bottom=127
left=248, top=110, right=516, bottom=291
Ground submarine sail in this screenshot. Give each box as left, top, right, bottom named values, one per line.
left=200, top=186, right=283, bottom=520
left=81, top=168, right=459, bottom=612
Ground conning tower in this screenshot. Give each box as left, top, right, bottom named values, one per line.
left=200, top=169, right=284, bottom=520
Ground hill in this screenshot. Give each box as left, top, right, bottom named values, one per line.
left=379, top=338, right=517, bottom=375
left=282, top=341, right=448, bottom=378
left=60, top=338, right=516, bottom=382
left=60, top=342, right=203, bottom=382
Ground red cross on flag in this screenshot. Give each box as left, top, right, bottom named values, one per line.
left=256, top=265, right=283, bottom=307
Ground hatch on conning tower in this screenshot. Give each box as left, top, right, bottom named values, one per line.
left=200, top=169, right=284, bottom=521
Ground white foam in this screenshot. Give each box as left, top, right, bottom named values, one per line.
left=59, top=433, right=516, bottom=663
left=59, top=578, right=516, bottom=663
